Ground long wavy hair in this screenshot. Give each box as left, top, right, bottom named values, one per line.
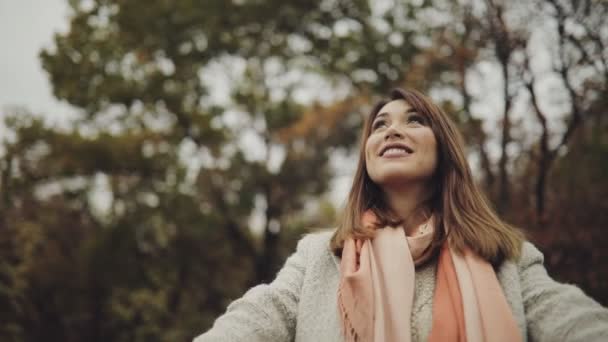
left=330, top=88, right=524, bottom=265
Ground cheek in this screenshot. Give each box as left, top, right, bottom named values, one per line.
left=427, top=138, right=439, bottom=168
left=420, top=132, right=438, bottom=166
left=364, top=137, right=381, bottom=180
left=364, top=137, right=376, bottom=163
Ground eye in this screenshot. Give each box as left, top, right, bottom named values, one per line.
left=408, top=114, right=426, bottom=125
left=372, top=119, right=387, bottom=131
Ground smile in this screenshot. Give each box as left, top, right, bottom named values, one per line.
left=381, top=147, right=412, bottom=158
left=379, top=143, right=414, bottom=157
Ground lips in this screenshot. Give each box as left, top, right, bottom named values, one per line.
left=379, top=143, right=414, bottom=157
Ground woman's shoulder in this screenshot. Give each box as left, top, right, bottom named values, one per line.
left=299, top=228, right=335, bottom=244
left=497, top=240, right=552, bottom=295
left=296, top=234, right=547, bottom=266
left=296, top=228, right=335, bottom=255
left=497, top=240, right=545, bottom=277
left=517, top=240, right=545, bottom=270
left=293, top=228, right=339, bottom=270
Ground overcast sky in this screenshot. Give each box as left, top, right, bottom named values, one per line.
left=0, top=0, right=77, bottom=126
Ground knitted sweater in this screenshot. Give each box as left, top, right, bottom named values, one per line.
left=195, top=231, right=608, bottom=341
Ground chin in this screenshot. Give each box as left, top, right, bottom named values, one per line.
left=371, top=167, right=433, bottom=188
left=374, top=172, right=417, bottom=187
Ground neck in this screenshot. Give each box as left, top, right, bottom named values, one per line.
left=383, top=181, right=433, bottom=235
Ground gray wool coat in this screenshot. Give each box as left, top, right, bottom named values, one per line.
left=195, top=231, right=608, bottom=342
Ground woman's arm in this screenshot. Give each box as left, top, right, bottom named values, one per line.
left=520, top=242, right=608, bottom=341
left=193, top=234, right=311, bottom=342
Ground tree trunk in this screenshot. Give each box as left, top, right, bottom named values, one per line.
left=255, top=192, right=280, bottom=284
left=498, top=62, right=511, bottom=214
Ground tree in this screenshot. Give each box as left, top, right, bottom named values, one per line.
left=2, top=0, right=607, bottom=340
left=5, top=0, right=437, bottom=340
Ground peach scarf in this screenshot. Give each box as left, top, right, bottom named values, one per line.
left=337, top=213, right=521, bottom=342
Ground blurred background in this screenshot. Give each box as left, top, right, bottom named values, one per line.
left=0, top=0, right=607, bottom=340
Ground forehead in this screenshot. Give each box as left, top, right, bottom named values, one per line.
left=375, top=99, right=414, bottom=119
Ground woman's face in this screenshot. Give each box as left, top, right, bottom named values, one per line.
left=365, top=99, right=438, bottom=189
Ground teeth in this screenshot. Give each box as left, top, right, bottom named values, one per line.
left=382, top=147, right=409, bottom=156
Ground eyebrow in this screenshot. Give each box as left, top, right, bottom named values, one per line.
left=373, top=107, right=419, bottom=121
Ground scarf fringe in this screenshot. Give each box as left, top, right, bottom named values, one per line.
left=338, top=284, right=360, bottom=342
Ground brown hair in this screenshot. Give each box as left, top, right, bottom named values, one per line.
left=330, top=88, right=524, bottom=265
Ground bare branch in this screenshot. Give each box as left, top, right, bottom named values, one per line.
left=524, top=55, right=549, bottom=153
left=546, top=0, right=584, bottom=159
left=485, top=0, right=517, bottom=211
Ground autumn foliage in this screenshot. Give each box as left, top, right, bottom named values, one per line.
left=1, top=0, right=607, bottom=341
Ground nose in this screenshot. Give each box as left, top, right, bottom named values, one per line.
left=384, top=125, right=403, bottom=140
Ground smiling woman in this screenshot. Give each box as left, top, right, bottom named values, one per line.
left=194, top=88, right=608, bottom=342
left=366, top=99, right=438, bottom=194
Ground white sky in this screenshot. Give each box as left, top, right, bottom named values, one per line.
left=0, top=0, right=77, bottom=126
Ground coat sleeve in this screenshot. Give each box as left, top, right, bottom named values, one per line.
left=519, top=241, right=608, bottom=341
left=193, top=234, right=311, bottom=342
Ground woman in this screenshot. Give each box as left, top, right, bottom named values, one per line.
left=195, top=88, right=608, bottom=341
